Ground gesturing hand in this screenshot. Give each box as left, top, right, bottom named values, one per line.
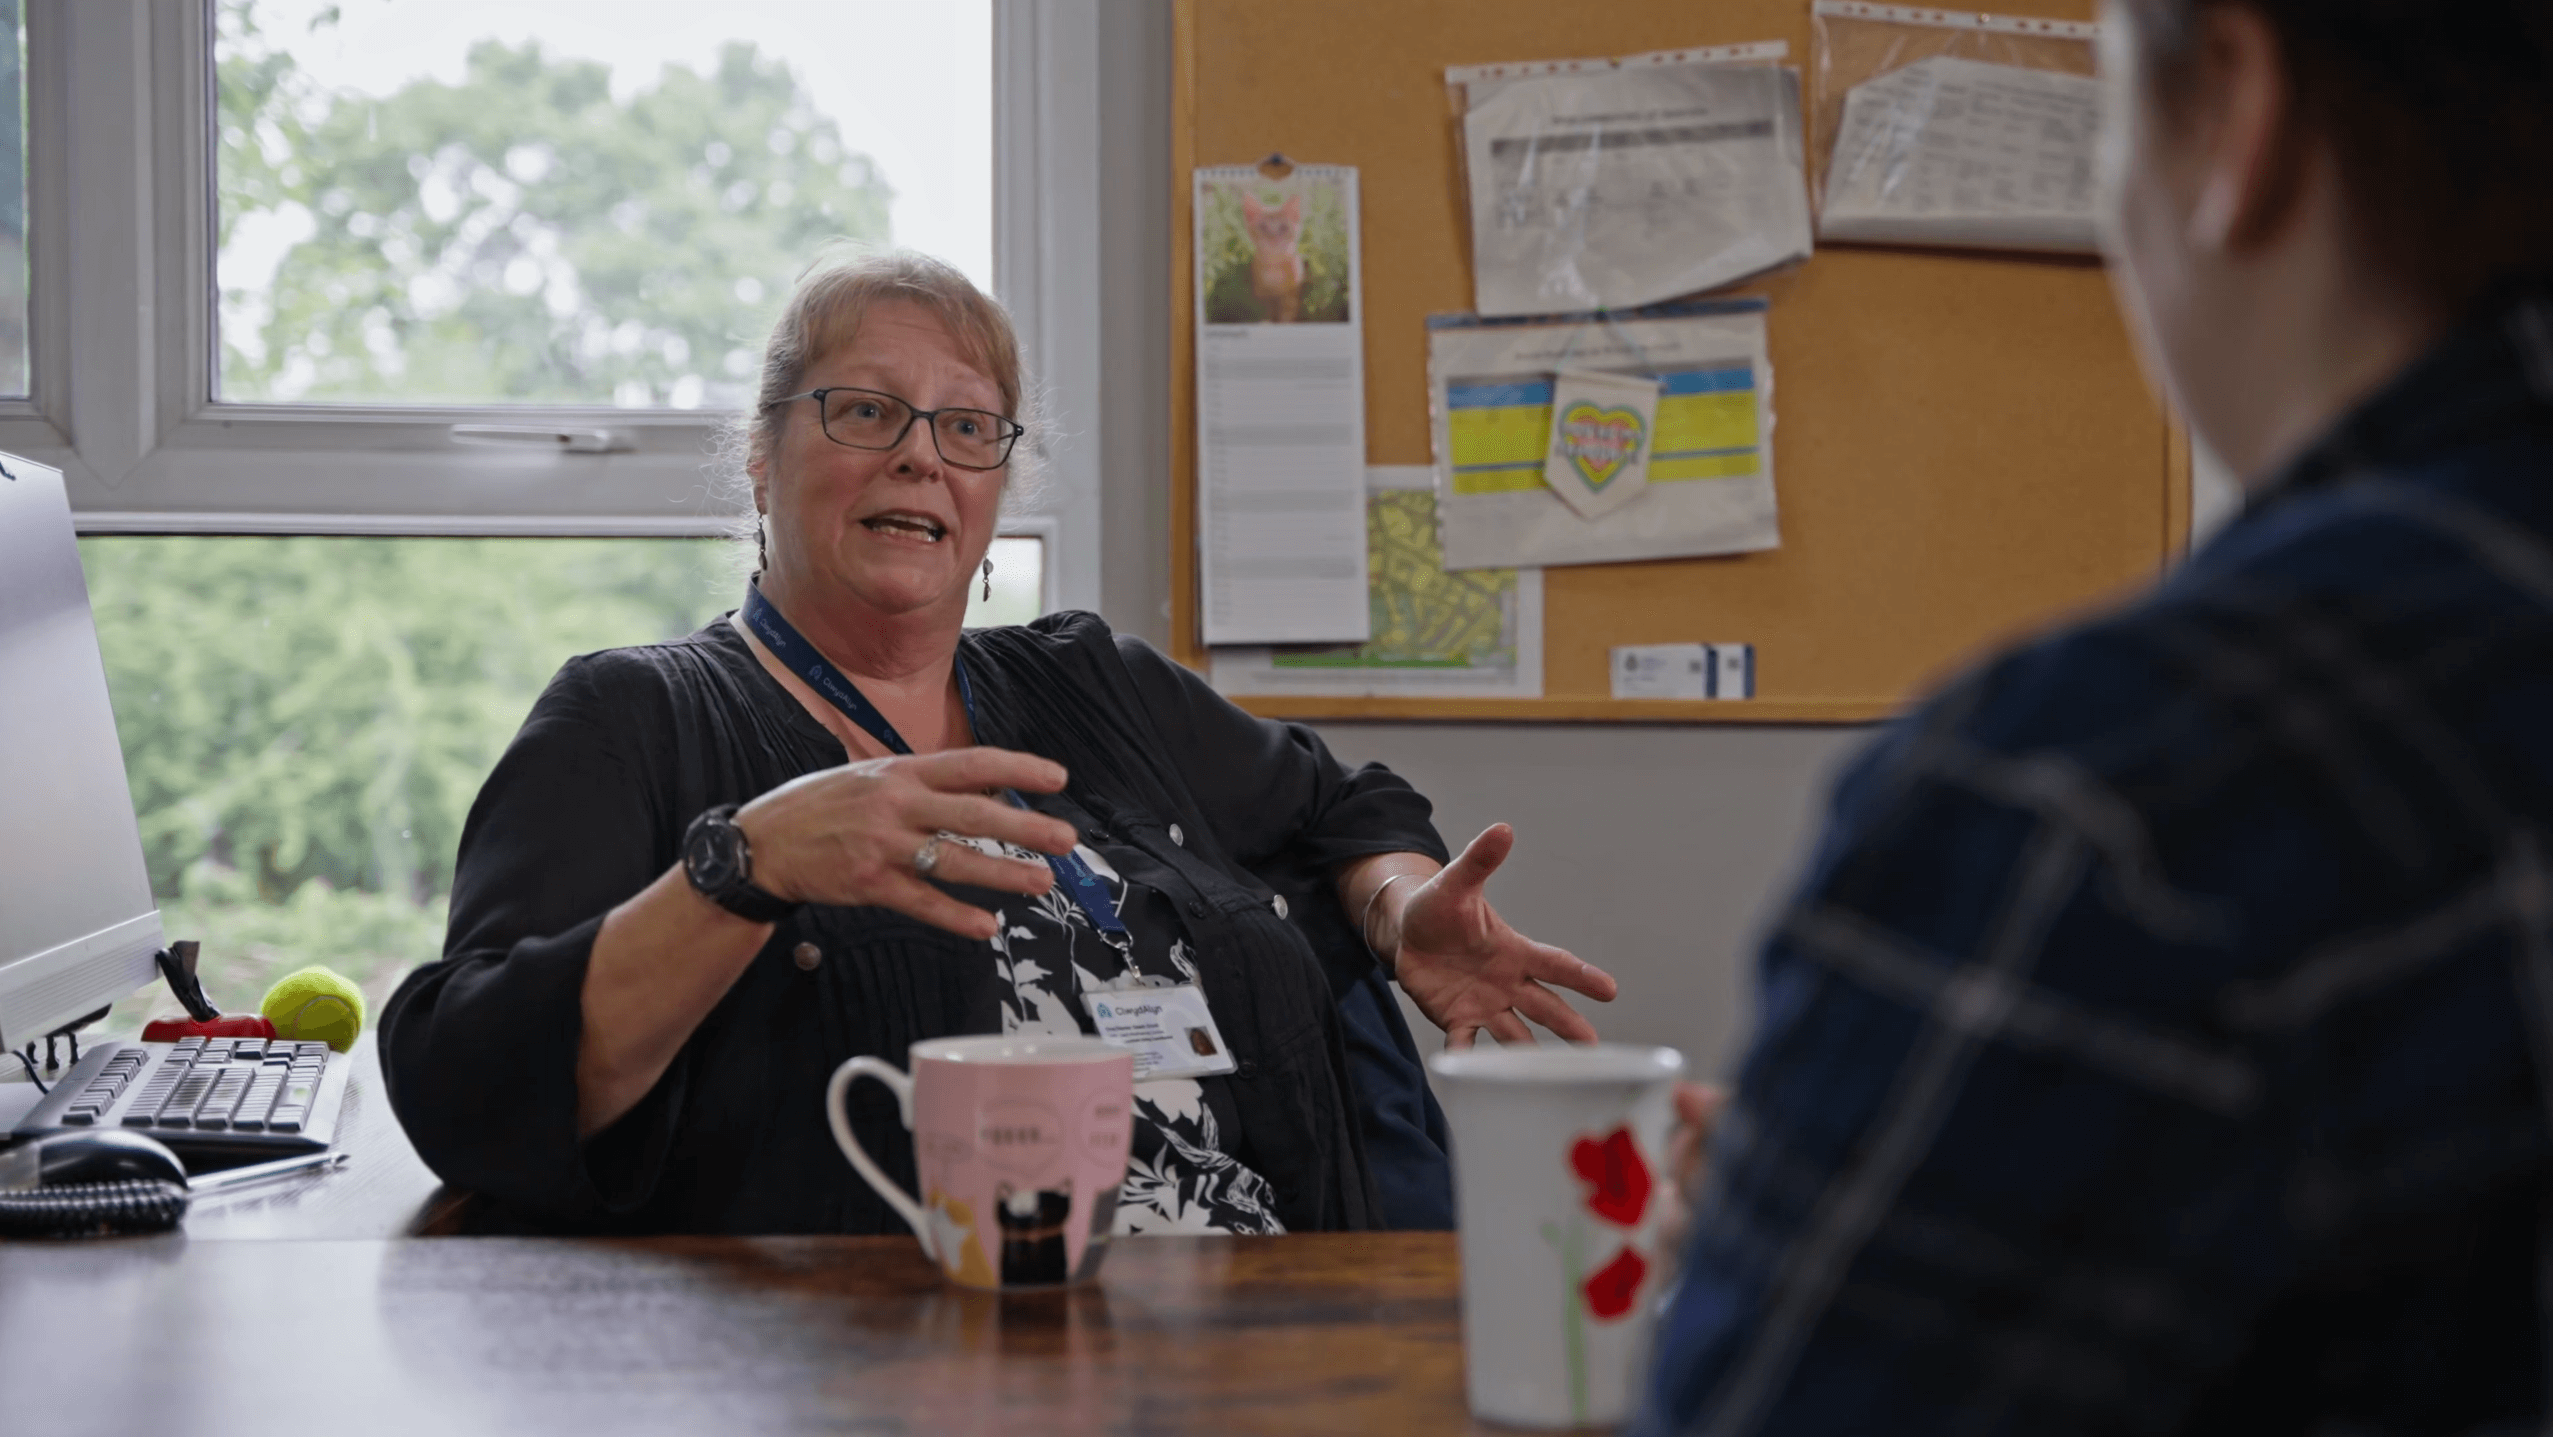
left=736, top=746, right=1077, bottom=941
left=1390, top=823, right=1618, bottom=1048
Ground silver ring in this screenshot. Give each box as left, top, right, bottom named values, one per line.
left=913, top=835, right=944, bottom=876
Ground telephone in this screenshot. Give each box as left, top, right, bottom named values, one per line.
left=0, top=1130, right=191, bottom=1236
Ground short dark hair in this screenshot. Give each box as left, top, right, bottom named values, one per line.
left=2123, top=0, right=2553, bottom=312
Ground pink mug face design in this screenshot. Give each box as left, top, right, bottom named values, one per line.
left=828, top=1035, right=1134, bottom=1290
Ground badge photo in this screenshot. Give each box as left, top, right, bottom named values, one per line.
left=1542, top=367, right=1661, bottom=521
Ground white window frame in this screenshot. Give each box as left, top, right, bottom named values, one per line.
left=8, top=0, right=1102, bottom=612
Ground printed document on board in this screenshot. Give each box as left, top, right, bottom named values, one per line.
left=1430, top=301, right=1779, bottom=571
left=1458, top=54, right=1812, bottom=317
left=1820, top=55, right=2101, bottom=253
left=1193, top=164, right=1370, bottom=645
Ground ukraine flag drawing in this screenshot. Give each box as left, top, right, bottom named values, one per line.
left=1445, top=366, right=1762, bottom=496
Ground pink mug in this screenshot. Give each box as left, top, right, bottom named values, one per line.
left=828, top=1035, right=1134, bottom=1290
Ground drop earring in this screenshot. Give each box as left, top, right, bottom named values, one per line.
left=980, top=556, right=994, bottom=602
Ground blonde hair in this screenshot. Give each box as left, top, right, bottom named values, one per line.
left=720, top=250, right=1040, bottom=559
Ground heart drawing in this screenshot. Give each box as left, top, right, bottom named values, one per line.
left=1555, top=403, right=1646, bottom=490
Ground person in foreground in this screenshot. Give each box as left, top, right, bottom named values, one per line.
left=380, top=252, right=1614, bottom=1236
left=1640, top=0, right=2553, bottom=1431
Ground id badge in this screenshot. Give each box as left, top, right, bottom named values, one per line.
left=1083, top=985, right=1240, bottom=1081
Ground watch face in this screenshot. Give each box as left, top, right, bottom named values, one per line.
left=685, top=817, right=747, bottom=893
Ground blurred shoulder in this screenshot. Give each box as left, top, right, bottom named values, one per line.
left=526, top=619, right=754, bottom=731
left=962, top=611, right=1214, bottom=733
left=964, top=608, right=1159, bottom=679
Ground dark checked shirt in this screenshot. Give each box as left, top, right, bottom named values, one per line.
left=1638, top=287, right=2553, bottom=1437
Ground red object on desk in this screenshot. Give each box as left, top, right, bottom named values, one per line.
left=142, top=1014, right=277, bottom=1042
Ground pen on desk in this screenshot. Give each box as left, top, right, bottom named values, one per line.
left=189, top=1150, right=348, bottom=1195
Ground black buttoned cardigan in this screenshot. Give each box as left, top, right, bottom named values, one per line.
left=380, top=611, right=1452, bottom=1236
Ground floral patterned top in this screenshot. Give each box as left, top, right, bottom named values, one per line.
left=973, top=837, right=1287, bottom=1236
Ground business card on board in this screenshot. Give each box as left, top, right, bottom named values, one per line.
left=1609, top=643, right=1755, bottom=700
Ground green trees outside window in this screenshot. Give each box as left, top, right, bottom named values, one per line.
left=83, top=538, right=736, bottom=1030
left=216, top=0, right=893, bottom=407
left=83, top=531, right=1042, bottom=1037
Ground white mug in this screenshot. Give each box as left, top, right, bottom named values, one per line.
left=1430, top=1042, right=1686, bottom=1430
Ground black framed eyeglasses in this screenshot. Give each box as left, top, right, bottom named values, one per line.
left=767, top=387, right=1025, bottom=471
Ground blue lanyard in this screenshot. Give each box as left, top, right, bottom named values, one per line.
left=740, top=584, right=1128, bottom=941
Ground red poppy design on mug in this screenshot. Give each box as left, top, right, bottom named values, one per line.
left=1569, top=1127, right=1653, bottom=1228
left=1581, top=1243, right=1649, bottom=1321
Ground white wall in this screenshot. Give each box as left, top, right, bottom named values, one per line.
left=1086, top=0, right=1869, bottom=1080
left=1323, top=725, right=1862, bottom=1078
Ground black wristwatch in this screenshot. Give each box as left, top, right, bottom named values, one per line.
left=682, top=805, right=799, bottom=924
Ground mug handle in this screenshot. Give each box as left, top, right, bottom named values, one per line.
left=826, top=1055, right=936, bottom=1260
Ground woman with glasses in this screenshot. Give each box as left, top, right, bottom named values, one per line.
left=379, top=251, right=1614, bottom=1237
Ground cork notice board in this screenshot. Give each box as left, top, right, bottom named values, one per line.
left=1169, top=0, right=2187, bottom=724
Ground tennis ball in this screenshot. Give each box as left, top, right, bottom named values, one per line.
left=260, top=966, right=367, bottom=1051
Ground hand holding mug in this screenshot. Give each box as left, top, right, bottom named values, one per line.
left=1652, top=1081, right=1727, bottom=1263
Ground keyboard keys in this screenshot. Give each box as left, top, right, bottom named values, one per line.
left=193, top=1067, right=253, bottom=1130
left=84, top=1040, right=330, bottom=1144
left=233, top=1069, right=285, bottom=1131
left=125, top=1055, right=190, bottom=1127
left=155, top=1068, right=217, bottom=1128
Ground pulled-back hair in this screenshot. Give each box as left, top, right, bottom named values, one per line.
left=2121, top=0, right=2553, bottom=312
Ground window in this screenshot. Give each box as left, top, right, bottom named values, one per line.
left=26, top=1, right=1110, bottom=1032
left=972, top=532, right=1048, bottom=627
left=213, top=0, right=992, bottom=411
left=13, top=0, right=1102, bottom=566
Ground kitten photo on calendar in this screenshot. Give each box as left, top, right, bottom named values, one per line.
left=1196, top=170, right=1353, bottom=325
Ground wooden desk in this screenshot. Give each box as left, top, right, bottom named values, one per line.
left=0, top=1232, right=1499, bottom=1436
left=10, top=1046, right=1511, bottom=1432
left=176, top=1033, right=466, bottom=1240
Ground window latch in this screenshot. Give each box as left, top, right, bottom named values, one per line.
left=449, top=425, right=634, bottom=455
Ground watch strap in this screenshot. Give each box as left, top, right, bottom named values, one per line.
left=710, top=877, right=799, bottom=926
left=684, top=805, right=800, bottom=925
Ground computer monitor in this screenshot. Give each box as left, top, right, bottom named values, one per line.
left=0, top=452, right=161, bottom=1050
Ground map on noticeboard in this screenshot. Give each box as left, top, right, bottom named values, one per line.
left=1209, top=468, right=1543, bottom=699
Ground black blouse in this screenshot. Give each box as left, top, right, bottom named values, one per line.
left=379, top=611, right=1450, bottom=1235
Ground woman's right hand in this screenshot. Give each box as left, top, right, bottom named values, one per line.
left=734, top=746, right=1077, bottom=940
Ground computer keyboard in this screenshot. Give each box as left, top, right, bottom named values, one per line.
left=11, top=1035, right=348, bottom=1167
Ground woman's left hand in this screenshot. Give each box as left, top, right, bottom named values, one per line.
left=1389, top=823, right=1618, bottom=1048
left=1654, top=1081, right=1727, bottom=1260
